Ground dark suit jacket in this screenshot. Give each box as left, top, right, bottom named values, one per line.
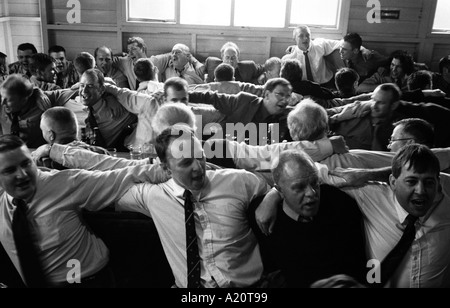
left=204, top=57, right=265, bottom=84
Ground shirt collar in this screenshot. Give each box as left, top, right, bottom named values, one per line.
left=137, top=81, right=149, bottom=92
left=282, top=201, right=314, bottom=223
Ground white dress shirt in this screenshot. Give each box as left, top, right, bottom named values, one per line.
left=117, top=169, right=269, bottom=288
left=282, top=38, right=342, bottom=84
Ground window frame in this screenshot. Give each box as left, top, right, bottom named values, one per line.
left=124, top=0, right=350, bottom=35
left=430, top=0, right=450, bottom=35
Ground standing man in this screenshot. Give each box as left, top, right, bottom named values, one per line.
left=282, top=26, right=342, bottom=88
left=8, top=43, right=38, bottom=78
left=339, top=33, right=388, bottom=84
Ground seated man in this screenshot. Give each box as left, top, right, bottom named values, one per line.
left=113, top=37, right=149, bottom=90
left=434, top=55, right=450, bottom=96
left=94, top=46, right=130, bottom=89
left=358, top=50, right=416, bottom=94
left=43, top=52, right=97, bottom=129
left=258, top=144, right=450, bottom=288
left=48, top=45, right=78, bottom=89
left=29, top=53, right=60, bottom=91
left=258, top=57, right=282, bottom=85
left=189, top=78, right=296, bottom=143
left=256, top=150, right=367, bottom=288
left=403, top=70, right=450, bottom=108
left=204, top=42, right=265, bottom=84
left=0, top=135, right=161, bottom=288
left=150, top=44, right=204, bottom=85
left=328, top=83, right=402, bottom=151
left=280, top=59, right=335, bottom=101
left=37, top=101, right=347, bottom=176
left=79, top=69, right=137, bottom=151
left=0, top=52, right=8, bottom=83
left=334, top=67, right=360, bottom=98
left=33, top=107, right=109, bottom=169
left=0, top=74, right=51, bottom=148
left=8, top=43, right=37, bottom=78
left=339, top=33, right=388, bottom=84
left=133, top=58, right=163, bottom=94
left=192, top=63, right=264, bottom=96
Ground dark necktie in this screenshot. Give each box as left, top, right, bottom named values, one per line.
left=303, top=51, right=315, bottom=82
left=298, top=215, right=313, bottom=223
left=11, top=199, right=47, bottom=288
left=184, top=190, right=201, bottom=288
left=85, top=106, right=107, bottom=147
left=377, top=214, right=418, bottom=287
left=10, top=113, right=20, bottom=137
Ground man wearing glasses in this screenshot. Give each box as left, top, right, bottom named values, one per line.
left=188, top=78, right=294, bottom=143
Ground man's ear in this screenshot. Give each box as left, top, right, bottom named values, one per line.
left=264, top=90, right=271, bottom=100
left=49, top=130, right=56, bottom=142
left=274, top=184, right=285, bottom=199
left=389, top=174, right=396, bottom=190
left=161, top=163, right=171, bottom=174
left=391, top=100, right=401, bottom=110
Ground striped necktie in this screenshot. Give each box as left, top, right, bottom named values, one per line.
left=184, top=190, right=201, bottom=288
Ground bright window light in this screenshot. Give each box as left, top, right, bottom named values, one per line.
left=128, top=0, right=175, bottom=21
left=180, top=0, right=231, bottom=26
left=433, top=0, right=450, bottom=32
left=234, top=0, right=287, bottom=28
left=291, top=0, right=341, bottom=27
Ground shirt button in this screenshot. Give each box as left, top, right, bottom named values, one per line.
left=413, top=276, right=417, bottom=281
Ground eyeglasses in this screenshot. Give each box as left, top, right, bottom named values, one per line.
left=388, top=137, right=415, bottom=144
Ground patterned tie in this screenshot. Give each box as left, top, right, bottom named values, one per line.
left=85, top=106, right=107, bottom=147
left=10, top=113, right=20, bottom=137
left=184, top=190, right=201, bottom=288
left=303, top=51, right=315, bottom=82
left=11, top=199, right=47, bottom=288
left=376, top=214, right=418, bottom=288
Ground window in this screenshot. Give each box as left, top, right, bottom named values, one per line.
left=290, top=0, right=341, bottom=27
left=127, top=0, right=344, bottom=30
left=128, top=0, right=175, bottom=22
left=180, top=0, right=231, bottom=26
left=432, top=0, right=450, bottom=33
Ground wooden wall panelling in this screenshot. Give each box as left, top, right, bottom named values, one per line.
left=48, top=29, right=118, bottom=60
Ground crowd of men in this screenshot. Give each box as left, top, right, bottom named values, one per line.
left=0, top=25, right=450, bottom=288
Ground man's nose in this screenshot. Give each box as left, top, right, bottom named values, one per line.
left=15, top=167, right=28, bottom=178
left=415, top=181, right=426, bottom=194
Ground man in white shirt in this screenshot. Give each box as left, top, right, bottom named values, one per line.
left=283, top=25, right=342, bottom=88
left=0, top=135, right=161, bottom=287
left=258, top=144, right=450, bottom=288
